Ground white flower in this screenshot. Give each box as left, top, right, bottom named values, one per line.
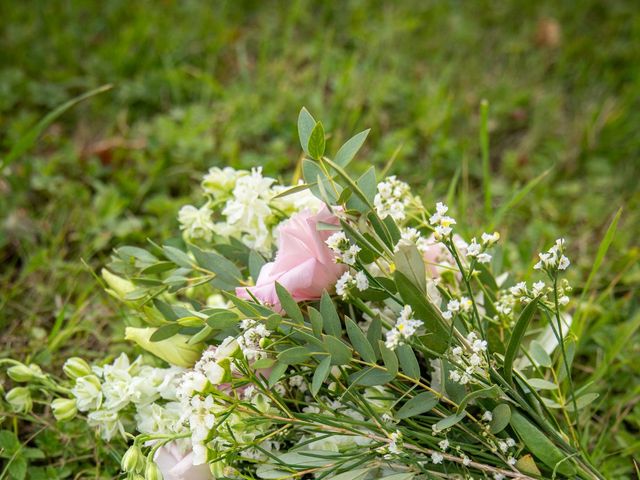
left=374, top=176, right=412, bottom=221
left=385, top=306, right=424, bottom=348
left=510, top=282, right=527, bottom=297
left=481, top=232, right=500, bottom=246
left=325, top=232, right=360, bottom=265
left=482, top=411, right=493, bottom=422
left=72, top=375, right=103, bottom=412
left=507, top=456, right=517, bottom=466
left=335, top=272, right=353, bottom=298
left=466, top=239, right=481, bottom=257
left=447, top=299, right=461, bottom=312
left=355, top=271, right=369, bottom=291
left=438, top=439, right=449, bottom=451
left=442, top=310, right=453, bottom=320
left=387, top=430, right=403, bottom=455
left=431, top=452, right=444, bottom=464
left=506, top=438, right=516, bottom=447
left=532, top=281, right=546, bottom=296
left=498, top=440, right=508, bottom=452
left=477, top=252, right=492, bottom=264
left=86, top=409, right=123, bottom=440
left=202, top=166, right=242, bottom=197
left=462, top=454, right=471, bottom=466
left=559, top=295, right=570, bottom=306
left=558, top=255, right=570, bottom=270
left=178, top=204, right=215, bottom=241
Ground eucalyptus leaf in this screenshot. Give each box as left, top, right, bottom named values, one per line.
left=323, top=336, right=352, bottom=365
left=311, top=355, right=332, bottom=396
left=334, top=129, right=370, bottom=168
left=489, top=404, right=511, bottom=433
left=277, top=347, right=311, bottom=365
left=276, top=283, right=304, bottom=324
left=378, top=341, right=399, bottom=377
left=298, top=107, right=316, bottom=156
left=345, top=317, right=376, bottom=363
left=510, top=411, right=576, bottom=475
left=396, top=392, right=438, bottom=419
left=162, top=245, right=192, bottom=268
left=320, top=291, right=342, bottom=337
left=150, top=323, right=181, bottom=342
left=396, top=344, right=420, bottom=379
left=307, top=121, right=326, bottom=160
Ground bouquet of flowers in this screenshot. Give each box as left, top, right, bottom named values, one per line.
left=4, top=109, right=606, bottom=479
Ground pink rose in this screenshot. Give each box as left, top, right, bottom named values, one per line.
left=422, top=234, right=466, bottom=279
left=154, top=442, right=212, bottom=480
left=236, top=207, right=346, bottom=310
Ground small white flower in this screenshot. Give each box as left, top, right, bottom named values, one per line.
left=498, top=440, right=508, bottom=452
left=558, top=255, right=570, bottom=270
left=477, top=252, right=492, bottom=264
left=438, top=439, right=449, bottom=451
left=374, top=176, right=412, bottom=221
left=507, top=456, right=517, bottom=466
left=178, top=204, right=216, bottom=241
left=506, top=438, right=516, bottom=447
left=354, top=271, right=369, bottom=291
left=481, top=232, right=500, bottom=246
left=431, top=452, right=444, bottom=464
left=462, top=454, right=471, bottom=466
left=559, top=295, right=570, bottom=306
left=466, top=239, right=481, bottom=257
left=335, top=272, right=353, bottom=298
left=482, top=411, right=493, bottom=422
left=442, top=310, right=453, bottom=320
left=532, top=281, right=546, bottom=296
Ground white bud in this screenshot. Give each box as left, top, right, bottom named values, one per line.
left=63, top=357, right=92, bottom=380
left=51, top=398, right=78, bottom=422
left=6, top=387, right=32, bottom=413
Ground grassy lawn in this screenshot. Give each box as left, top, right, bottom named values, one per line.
left=1, top=1, right=638, bottom=478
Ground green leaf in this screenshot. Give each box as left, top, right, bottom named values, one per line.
left=323, top=157, right=374, bottom=211
left=302, top=159, right=339, bottom=204
left=378, top=341, right=398, bottom=377
left=396, top=344, right=420, bottom=379
left=394, top=244, right=426, bottom=294
left=510, top=412, right=576, bottom=475
left=367, top=316, right=382, bottom=360
left=298, top=108, right=316, bottom=156
left=456, top=385, right=502, bottom=414
left=529, top=340, right=552, bottom=368
left=248, top=250, right=266, bottom=282
left=320, top=291, right=342, bottom=337
left=150, top=323, right=181, bottom=342
left=504, top=297, right=539, bottom=384
left=191, top=245, right=242, bottom=285
left=206, top=311, right=240, bottom=330
left=396, top=392, right=438, bottom=419
left=8, top=456, right=27, bottom=480
left=308, top=122, right=326, bottom=160
left=323, top=336, right=352, bottom=365
left=268, top=362, right=288, bottom=388
left=311, top=356, right=332, bottom=396
left=345, top=317, right=376, bottom=363
left=334, top=129, right=370, bottom=168
left=277, top=347, right=310, bottom=365
left=489, top=404, right=511, bottom=433
left=117, top=246, right=158, bottom=264
left=162, top=245, right=192, bottom=268
left=381, top=473, right=415, bottom=480
left=0, top=430, right=20, bottom=454
left=153, top=298, right=178, bottom=321
left=252, top=357, right=276, bottom=371
left=327, top=468, right=372, bottom=480
left=276, top=283, right=304, bottom=324
left=566, top=392, right=599, bottom=412
left=434, top=412, right=465, bottom=431
left=349, top=367, right=394, bottom=386
left=347, top=167, right=377, bottom=212
left=395, top=271, right=449, bottom=353
left=526, top=378, right=558, bottom=390
left=189, top=326, right=213, bottom=345
left=309, top=307, right=323, bottom=338
left=515, top=454, right=541, bottom=475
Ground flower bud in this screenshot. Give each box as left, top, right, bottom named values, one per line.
left=102, top=268, right=136, bottom=300
left=63, top=357, right=92, bottom=380
left=51, top=398, right=77, bottom=421
left=7, top=364, right=42, bottom=382
left=121, top=445, right=144, bottom=473
left=6, top=387, right=32, bottom=413
left=125, top=327, right=203, bottom=368
left=144, top=460, right=163, bottom=480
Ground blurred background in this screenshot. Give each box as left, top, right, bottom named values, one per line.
left=1, top=1, right=638, bottom=478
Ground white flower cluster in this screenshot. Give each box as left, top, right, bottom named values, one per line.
left=335, top=270, right=369, bottom=298
left=374, top=176, right=412, bottom=221
left=385, top=305, right=423, bottom=350
left=325, top=231, right=361, bottom=265
left=442, top=296, right=473, bottom=320
left=176, top=340, right=278, bottom=465
left=67, top=354, right=184, bottom=441
left=179, top=167, right=322, bottom=253
left=448, top=332, right=488, bottom=385
left=429, top=202, right=456, bottom=239
left=466, top=232, right=499, bottom=264
left=534, top=238, right=570, bottom=272
left=237, top=319, right=272, bottom=362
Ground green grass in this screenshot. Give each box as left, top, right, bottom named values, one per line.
left=0, top=0, right=638, bottom=478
